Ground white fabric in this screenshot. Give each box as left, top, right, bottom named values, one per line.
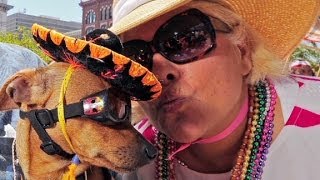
left=120, top=76, right=320, bottom=179
left=4, top=125, right=15, bottom=138
left=113, top=0, right=152, bottom=23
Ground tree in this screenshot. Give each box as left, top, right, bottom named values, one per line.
left=0, top=27, right=51, bottom=63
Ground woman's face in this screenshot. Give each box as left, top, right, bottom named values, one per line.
left=123, top=8, right=252, bottom=143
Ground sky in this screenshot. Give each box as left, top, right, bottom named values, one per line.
left=7, top=0, right=82, bottom=23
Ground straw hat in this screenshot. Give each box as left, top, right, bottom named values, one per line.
left=31, top=24, right=161, bottom=101
left=109, top=0, right=320, bottom=59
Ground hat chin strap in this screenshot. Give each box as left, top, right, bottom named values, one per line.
left=169, top=97, right=249, bottom=159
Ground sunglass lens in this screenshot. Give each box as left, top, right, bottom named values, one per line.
left=123, top=40, right=153, bottom=70
left=107, top=89, right=130, bottom=121
left=154, top=10, right=215, bottom=63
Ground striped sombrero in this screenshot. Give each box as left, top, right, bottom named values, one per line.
left=31, top=23, right=162, bottom=101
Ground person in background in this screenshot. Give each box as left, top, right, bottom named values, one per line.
left=108, top=0, right=320, bottom=179
left=290, top=58, right=316, bottom=76
left=0, top=42, right=47, bottom=180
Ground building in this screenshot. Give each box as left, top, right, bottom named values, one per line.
left=6, top=13, right=81, bottom=33
left=79, top=0, right=113, bottom=36
left=0, top=0, right=13, bottom=32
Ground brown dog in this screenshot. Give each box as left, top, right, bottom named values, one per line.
left=0, top=62, right=156, bottom=179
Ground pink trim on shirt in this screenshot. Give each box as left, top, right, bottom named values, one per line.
left=286, top=106, right=320, bottom=127
left=290, top=74, right=320, bottom=82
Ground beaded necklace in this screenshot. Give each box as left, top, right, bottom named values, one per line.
left=154, top=80, right=277, bottom=180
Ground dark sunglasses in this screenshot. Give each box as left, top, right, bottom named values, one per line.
left=122, top=8, right=217, bottom=70
left=81, top=88, right=131, bottom=125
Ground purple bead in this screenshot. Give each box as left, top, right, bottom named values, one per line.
left=259, top=161, right=265, bottom=167
left=257, top=167, right=262, bottom=172
left=264, top=143, right=271, bottom=148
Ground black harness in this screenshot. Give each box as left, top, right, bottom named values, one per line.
left=19, top=88, right=131, bottom=159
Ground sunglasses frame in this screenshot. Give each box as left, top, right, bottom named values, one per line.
left=81, top=88, right=131, bottom=125
left=123, top=8, right=217, bottom=69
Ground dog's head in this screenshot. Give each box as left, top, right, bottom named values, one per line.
left=0, top=62, right=156, bottom=178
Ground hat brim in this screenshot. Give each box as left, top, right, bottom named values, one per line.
left=32, top=23, right=161, bottom=101
left=109, top=0, right=320, bottom=59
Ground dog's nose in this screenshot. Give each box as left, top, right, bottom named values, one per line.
left=144, top=143, right=157, bottom=160
left=6, top=77, right=30, bottom=105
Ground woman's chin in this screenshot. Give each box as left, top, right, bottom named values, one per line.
left=157, top=116, right=204, bottom=143
left=166, top=126, right=203, bottom=143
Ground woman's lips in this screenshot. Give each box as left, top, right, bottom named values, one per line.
left=158, top=97, right=186, bottom=113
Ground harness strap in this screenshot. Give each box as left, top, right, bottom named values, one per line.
left=20, top=109, right=74, bottom=159
left=19, top=103, right=84, bottom=129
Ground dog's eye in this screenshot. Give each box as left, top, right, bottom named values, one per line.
left=27, top=104, right=38, bottom=109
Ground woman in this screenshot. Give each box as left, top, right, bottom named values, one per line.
left=109, top=0, right=320, bottom=179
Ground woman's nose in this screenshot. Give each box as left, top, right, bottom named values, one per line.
left=152, top=53, right=179, bottom=87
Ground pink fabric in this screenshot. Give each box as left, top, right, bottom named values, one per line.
left=290, top=74, right=320, bottom=82
left=286, top=106, right=320, bottom=127
left=297, top=81, right=304, bottom=87
left=136, top=118, right=156, bottom=144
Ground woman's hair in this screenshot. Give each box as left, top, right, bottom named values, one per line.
left=187, top=0, right=286, bottom=84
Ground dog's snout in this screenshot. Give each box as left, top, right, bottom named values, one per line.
left=6, top=77, right=30, bottom=104
left=144, top=143, right=157, bottom=160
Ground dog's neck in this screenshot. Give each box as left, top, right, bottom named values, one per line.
left=15, top=120, right=89, bottom=179
left=26, top=152, right=90, bottom=179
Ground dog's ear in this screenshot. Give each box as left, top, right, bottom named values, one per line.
left=0, top=74, right=21, bottom=111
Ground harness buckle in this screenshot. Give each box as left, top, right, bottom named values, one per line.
left=35, top=109, right=55, bottom=128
